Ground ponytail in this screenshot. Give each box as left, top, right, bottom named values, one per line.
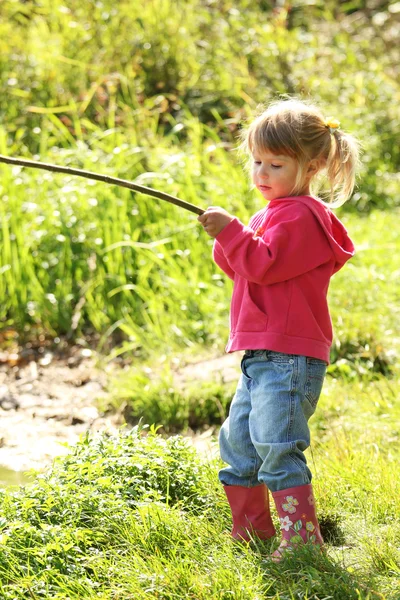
left=325, top=129, right=361, bottom=207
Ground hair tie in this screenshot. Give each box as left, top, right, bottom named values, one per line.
left=324, top=117, right=340, bottom=134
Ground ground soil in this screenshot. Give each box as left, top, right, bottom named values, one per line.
left=0, top=347, right=241, bottom=475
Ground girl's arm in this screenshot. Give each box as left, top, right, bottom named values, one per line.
left=215, top=204, right=333, bottom=285
left=213, top=240, right=235, bottom=280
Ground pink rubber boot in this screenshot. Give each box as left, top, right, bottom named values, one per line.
left=223, top=484, right=276, bottom=542
left=271, top=484, right=324, bottom=560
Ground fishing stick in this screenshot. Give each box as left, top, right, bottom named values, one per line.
left=0, top=154, right=205, bottom=216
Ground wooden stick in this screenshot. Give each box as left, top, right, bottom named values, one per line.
left=0, top=154, right=205, bottom=216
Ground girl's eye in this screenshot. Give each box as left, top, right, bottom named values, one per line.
left=253, top=161, right=282, bottom=168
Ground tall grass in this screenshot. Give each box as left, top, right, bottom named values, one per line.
left=0, top=116, right=252, bottom=352
left=1, top=0, right=399, bottom=356
left=1, top=113, right=399, bottom=365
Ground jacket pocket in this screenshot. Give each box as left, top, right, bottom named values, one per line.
left=234, top=285, right=268, bottom=333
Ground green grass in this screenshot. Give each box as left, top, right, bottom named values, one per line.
left=1, top=2, right=400, bottom=597
left=1, top=0, right=400, bottom=354
left=0, top=404, right=398, bottom=599
left=0, top=117, right=251, bottom=351
left=328, top=210, right=400, bottom=375
left=1, top=144, right=398, bottom=367
left=101, top=362, right=236, bottom=433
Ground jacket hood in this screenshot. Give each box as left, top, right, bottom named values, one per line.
left=281, top=196, right=355, bottom=273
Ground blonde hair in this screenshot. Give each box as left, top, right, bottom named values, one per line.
left=240, top=98, right=360, bottom=207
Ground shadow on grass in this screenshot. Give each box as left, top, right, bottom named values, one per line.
left=237, top=538, right=381, bottom=600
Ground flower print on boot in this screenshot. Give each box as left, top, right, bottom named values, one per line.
left=271, top=484, right=324, bottom=562
left=282, top=495, right=299, bottom=514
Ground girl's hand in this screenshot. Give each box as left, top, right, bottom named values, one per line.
left=197, top=206, right=234, bottom=238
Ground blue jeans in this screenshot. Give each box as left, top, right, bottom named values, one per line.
left=219, top=350, right=327, bottom=493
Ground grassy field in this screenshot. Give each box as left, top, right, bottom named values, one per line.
left=1, top=1, right=399, bottom=598
left=0, top=403, right=399, bottom=599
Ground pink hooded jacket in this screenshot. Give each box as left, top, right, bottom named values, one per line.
left=213, top=195, right=355, bottom=363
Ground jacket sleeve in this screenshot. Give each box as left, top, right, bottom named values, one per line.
left=215, top=205, right=333, bottom=285
left=212, top=240, right=235, bottom=280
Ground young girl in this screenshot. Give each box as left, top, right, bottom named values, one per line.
left=198, top=99, right=359, bottom=561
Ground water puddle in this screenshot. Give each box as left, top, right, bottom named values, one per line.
left=0, top=466, right=33, bottom=489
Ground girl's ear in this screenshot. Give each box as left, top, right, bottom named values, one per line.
left=307, top=159, right=320, bottom=175
left=305, top=158, right=323, bottom=182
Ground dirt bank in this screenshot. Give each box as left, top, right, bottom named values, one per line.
left=0, top=348, right=240, bottom=474
left=0, top=348, right=120, bottom=473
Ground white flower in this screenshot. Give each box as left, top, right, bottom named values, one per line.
left=280, top=516, right=293, bottom=532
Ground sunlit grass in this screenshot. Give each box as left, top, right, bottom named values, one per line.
left=1, top=115, right=399, bottom=369
left=0, top=409, right=398, bottom=599
left=1, top=0, right=400, bottom=361
left=0, top=117, right=246, bottom=351
left=0, top=385, right=398, bottom=600
left=1, top=2, right=399, bottom=596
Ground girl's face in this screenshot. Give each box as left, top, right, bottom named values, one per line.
left=251, top=149, right=310, bottom=202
